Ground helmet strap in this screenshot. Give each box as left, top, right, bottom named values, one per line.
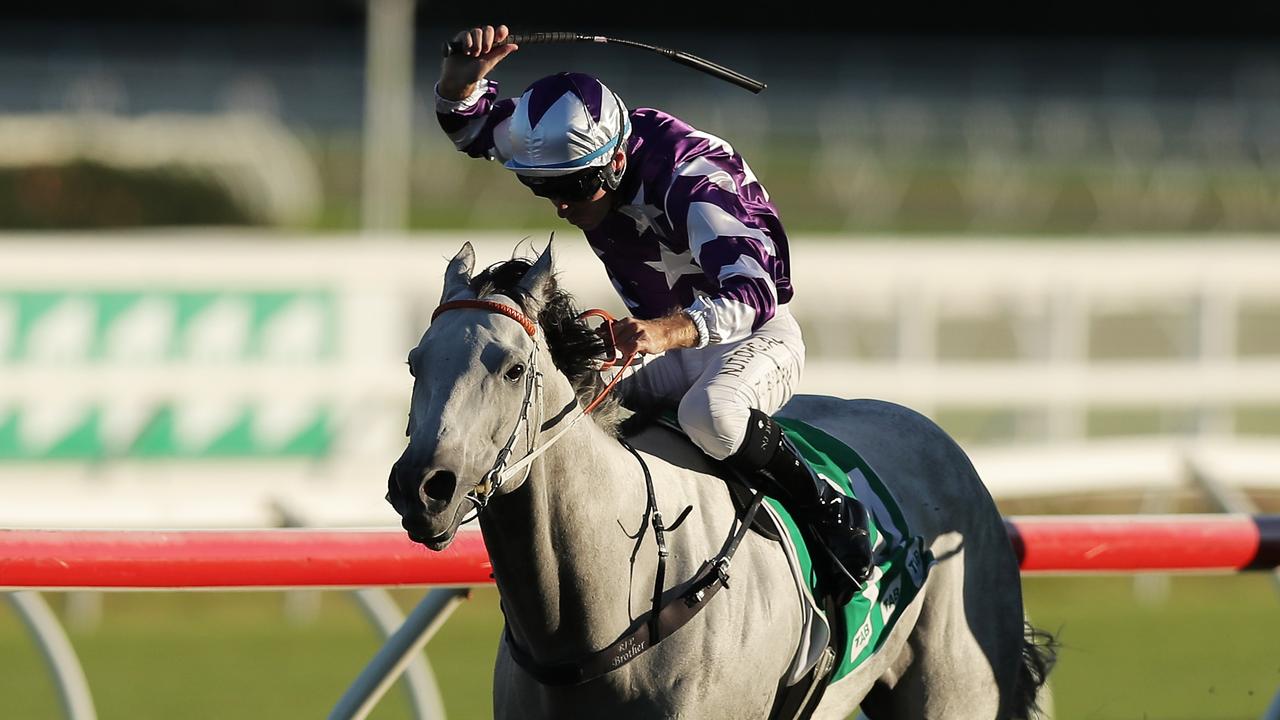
left=603, top=153, right=625, bottom=192
left=602, top=91, right=628, bottom=192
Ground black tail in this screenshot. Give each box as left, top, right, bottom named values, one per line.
left=1013, top=622, right=1058, bottom=719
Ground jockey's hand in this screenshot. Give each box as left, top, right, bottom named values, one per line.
left=438, top=25, right=519, bottom=101
left=613, top=312, right=699, bottom=356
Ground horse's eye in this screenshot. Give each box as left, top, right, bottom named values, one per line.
left=504, top=363, right=525, bottom=383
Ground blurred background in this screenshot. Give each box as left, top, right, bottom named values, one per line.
left=1, top=2, right=1278, bottom=719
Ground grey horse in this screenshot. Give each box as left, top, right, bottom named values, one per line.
left=388, top=242, right=1054, bottom=719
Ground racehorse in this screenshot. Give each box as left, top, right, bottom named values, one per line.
left=387, top=242, right=1055, bottom=719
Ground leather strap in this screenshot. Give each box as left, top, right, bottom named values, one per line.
left=504, top=481, right=766, bottom=686
left=433, top=299, right=537, bottom=337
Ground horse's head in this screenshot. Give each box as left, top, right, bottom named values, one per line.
left=388, top=241, right=614, bottom=550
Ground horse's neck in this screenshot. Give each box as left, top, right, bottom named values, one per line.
left=480, top=403, right=650, bottom=662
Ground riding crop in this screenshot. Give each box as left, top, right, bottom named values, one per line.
left=442, top=32, right=767, bottom=94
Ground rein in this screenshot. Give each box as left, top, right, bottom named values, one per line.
left=577, top=308, right=638, bottom=414
left=431, top=297, right=759, bottom=685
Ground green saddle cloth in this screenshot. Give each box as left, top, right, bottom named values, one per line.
left=769, top=417, right=934, bottom=681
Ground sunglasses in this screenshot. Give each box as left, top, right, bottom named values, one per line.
left=517, top=167, right=606, bottom=202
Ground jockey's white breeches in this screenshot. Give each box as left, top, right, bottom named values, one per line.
left=617, top=305, right=805, bottom=460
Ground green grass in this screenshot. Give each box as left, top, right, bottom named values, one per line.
left=0, top=589, right=502, bottom=720
left=1023, top=575, right=1280, bottom=720
left=3, top=576, right=1278, bottom=719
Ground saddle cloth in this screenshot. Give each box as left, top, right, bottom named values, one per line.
left=764, top=417, right=935, bottom=685
left=653, top=414, right=934, bottom=686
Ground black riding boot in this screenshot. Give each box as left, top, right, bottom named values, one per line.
left=728, top=409, right=874, bottom=606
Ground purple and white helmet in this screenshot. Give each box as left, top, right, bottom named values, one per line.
left=504, top=72, right=630, bottom=178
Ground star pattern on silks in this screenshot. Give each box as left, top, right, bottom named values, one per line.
left=617, top=184, right=666, bottom=235
left=687, top=130, right=734, bottom=156
left=645, top=243, right=703, bottom=289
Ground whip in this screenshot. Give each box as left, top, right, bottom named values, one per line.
left=442, top=32, right=766, bottom=94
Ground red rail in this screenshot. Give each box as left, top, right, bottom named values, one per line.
left=1, top=515, right=1277, bottom=589
left=0, top=528, right=490, bottom=589
left=1005, top=514, right=1280, bottom=573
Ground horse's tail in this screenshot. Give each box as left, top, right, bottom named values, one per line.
left=1012, top=621, right=1059, bottom=719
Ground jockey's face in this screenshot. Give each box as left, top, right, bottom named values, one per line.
left=549, top=187, right=610, bottom=231
left=538, top=151, right=626, bottom=232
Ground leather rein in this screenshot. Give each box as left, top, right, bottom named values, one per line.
left=431, top=298, right=765, bottom=686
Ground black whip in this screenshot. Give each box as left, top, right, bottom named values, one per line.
left=442, top=32, right=766, bottom=94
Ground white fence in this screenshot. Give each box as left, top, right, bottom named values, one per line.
left=0, top=113, right=321, bottom=225
left=1, top=232, right=1277, bottom=527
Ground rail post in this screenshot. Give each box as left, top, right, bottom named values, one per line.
left=329, top=587, right=469, bottom=720
left=6, top=591, right=97, bottom=720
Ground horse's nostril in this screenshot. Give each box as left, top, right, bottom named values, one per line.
left=421, top=471, right=457, bottom=508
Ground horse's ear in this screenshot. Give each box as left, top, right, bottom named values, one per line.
left=441, top=242, right=475, bottom=303
left=516, top=239, right=556, bottom=303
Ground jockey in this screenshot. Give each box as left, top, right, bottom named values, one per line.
left=436, top=25, right=872, bottom=603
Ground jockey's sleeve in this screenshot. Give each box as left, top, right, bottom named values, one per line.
left=435, top=79, right=516, bottom=163
left=673, top=179, right=781, bottom=348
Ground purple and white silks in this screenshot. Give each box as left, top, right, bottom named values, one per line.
left=436, top=79, right=795, bottom=349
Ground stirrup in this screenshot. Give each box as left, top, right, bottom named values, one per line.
left=816, top=510, right=873, bottom=583
left=816, top=542, right=865, bottom=607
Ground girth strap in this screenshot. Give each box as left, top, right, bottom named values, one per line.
left=503, top=556, right=731, bottom=686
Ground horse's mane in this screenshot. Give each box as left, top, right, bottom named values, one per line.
left=469, top=258, right=629, bottom=435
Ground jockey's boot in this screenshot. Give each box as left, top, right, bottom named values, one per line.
left=728, top=409, right=874, bottom=606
